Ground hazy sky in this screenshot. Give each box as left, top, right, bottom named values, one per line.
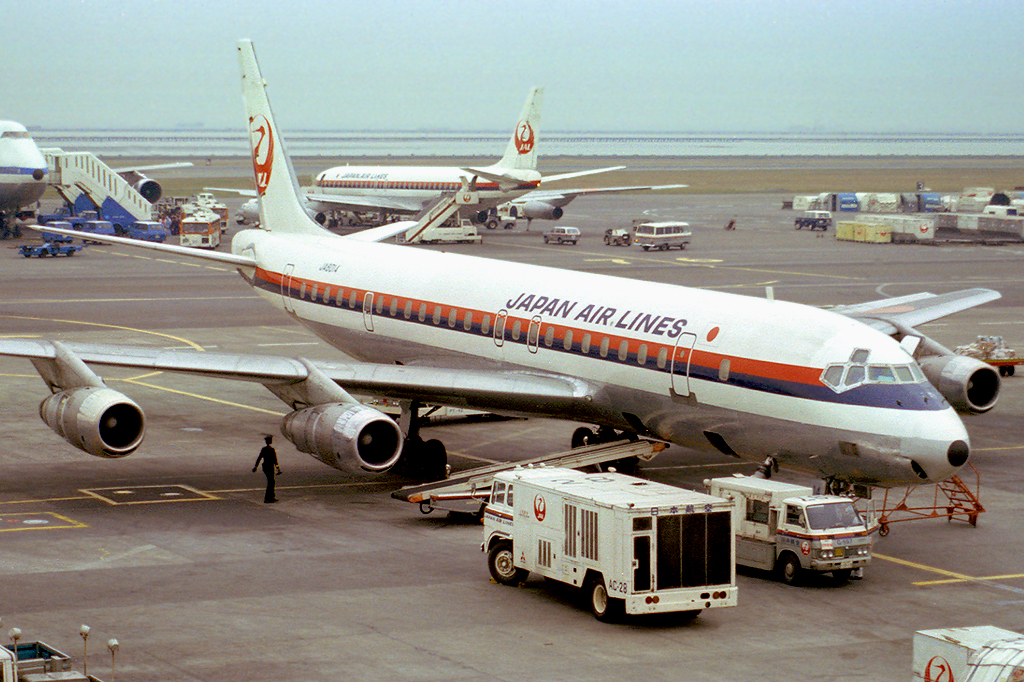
left=5, top=0, right=1024, bottom=133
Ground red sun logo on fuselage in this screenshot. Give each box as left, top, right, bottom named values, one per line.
left=515, top=121, right=535, bottom=155
left=249, top=114, right=274, bottom=196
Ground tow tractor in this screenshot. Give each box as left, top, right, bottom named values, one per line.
left=18, top=230, right=84, bottom=257
left=955, top=335, right=1021, bottom=377
left=392, top=439, right=665, bottom=517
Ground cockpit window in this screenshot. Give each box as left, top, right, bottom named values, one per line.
left=844, top=365, right=865, bottom=386
left=851, top=349, right=870, bottom=363
left=820, top=356, right=927, bottom=394
left=868, top=365, right=896, bottom=383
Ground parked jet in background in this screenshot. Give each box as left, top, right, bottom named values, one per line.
left=4, top=40, right=1001, bottom=494
left=0, top=121, right=48, bottom=238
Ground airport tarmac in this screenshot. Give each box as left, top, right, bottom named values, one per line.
left=2, top=191, right=1023, bottom=681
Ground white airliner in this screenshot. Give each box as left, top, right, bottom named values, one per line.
left=217, top=87, right=682, bottom=228
left=3, top=40, right=1002, bottom=492
left=0, top=121, right=48, bottom=238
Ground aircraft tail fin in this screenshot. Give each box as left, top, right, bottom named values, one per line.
left=495, top=87, right=543, bottom=171
left=237, top=40, right=324, bottom=235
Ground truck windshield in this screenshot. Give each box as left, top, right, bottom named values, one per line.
left=805, top=502, right=862, bottom=530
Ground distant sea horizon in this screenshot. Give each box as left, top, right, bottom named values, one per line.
left=29, top=129, right=1024, bottom=157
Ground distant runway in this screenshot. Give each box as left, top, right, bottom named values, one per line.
left=2, top=190, right=1022, bottom=681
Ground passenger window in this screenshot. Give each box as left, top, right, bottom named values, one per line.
left=563, top=329, right=574, bottom=351
left=481, top=315, right=490, bottom=335
left=418, top=303, right=427, bottom=322
left=390, top=298, right=399, bottom=316
left=432, top=305, right=442, bottom=325
left=544, top=325, right=555, bottom=347
left=511, top=320, right=522, bottom=341
left=404, top=300, right=413, bottom=319
left=349, top=290, right=358, bottom=309
left=618, top=339, right=629, bottom=361
left=463, top=311, right=473, bottom=331
left=376, top=296, right=385, bottom=314
left=599, top=337, right=610, bottom=358
left=448, top=309, right=458, bottom=327
left=581, top=333, right=592, bottom=354
left=657, top=347, right=668, bottom=369
left=637, top=344, right=648, bottom=365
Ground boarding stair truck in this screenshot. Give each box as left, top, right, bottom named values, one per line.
left=705, top=476, right=872, bottom=585
left=402, top=191, right=482, bottom=244
left=483, top=467, right=738, bottom=622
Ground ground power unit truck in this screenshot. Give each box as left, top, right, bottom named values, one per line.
left=706, top=476, right=872, bottom=584
left=483, top=467, right=738, bottom=622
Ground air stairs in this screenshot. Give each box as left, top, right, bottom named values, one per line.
left=42, top=149, right=155, bottom=228
left=401, top=189, right=481, bottom=244
left=873, top=463, right=986, bottom=536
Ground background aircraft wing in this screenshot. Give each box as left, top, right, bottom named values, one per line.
left=835, top=288, right=1002, bottom=334
left=515, top=184, right=688, bottom=205
left=0, top=340, right=599, bottom=419
left=303, top=191, right=423, bottom=214
left=340, top=220, right=420, bottom=243
left=205, top=186, right=258, bottom=198
left=539, top=166, right=626, bottom=183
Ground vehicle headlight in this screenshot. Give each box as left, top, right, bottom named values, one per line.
left=820, top=549, right=834, bottom=559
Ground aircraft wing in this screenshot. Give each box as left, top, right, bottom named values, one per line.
left=341, top=220, right=420, bottom=243
left=0, top=340, right=599, bottom=420
left=303, top=191, right=424, bottom=214
left=835, top=288, right=1002, bottom=334
left=512, top=184, right=688, bottom=207
left=540, top=166, right=626, bottom=183
left=205, top=186, right=258, bottom=198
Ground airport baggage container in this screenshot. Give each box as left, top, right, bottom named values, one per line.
left=835, top=220, right=856, bottom=241
left=483, top=467, right=738, bottom=621
left=913, top=626, right=1024, bottom=682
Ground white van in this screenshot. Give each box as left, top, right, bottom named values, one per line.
left=633, top=221, right=691, bottom=250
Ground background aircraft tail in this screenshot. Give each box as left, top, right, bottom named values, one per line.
left=237, top=40, right=324, bottom=235
left=495, top=87, right=543, bottom=172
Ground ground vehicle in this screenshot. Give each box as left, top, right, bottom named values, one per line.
left=955, top=335, right=1020, bottom=377
left=542, top=225, right=580, bottom=244
left=633, top=221, right=691, bottom=250
left=18, top=241, right=83, bottom=257
left=706, top=476, right=871, bottom=584
left=483, top=467, right=738, bottom=621
left=128, top=220, right=169, bottom=242
left=794, top=210, right=832, bottom=231
left=603, top=228, right=631, bottom=246
left=179, top=209, right=221, bottom=248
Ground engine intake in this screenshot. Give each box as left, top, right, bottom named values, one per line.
left=39, top=387, right=146, bottom=458
left=281, top=403, right=403, bottom=473
left=917, top=354, right=1000, bottom=414
left=519, top=201, right=563, bottom=221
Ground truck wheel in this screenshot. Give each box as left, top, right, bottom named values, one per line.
left=777, top=553, right=802, bottom=585
left=795, top=222, right=802, bottom=230
left=543, top=236, right=549, bottom=243
left=488, top=542, right=528, bottom=586
left=486, top=219, right=498, bottom=229
left=589, top=577, right=623, bottom=622
left=1008, top=366, right=1015, bottom=377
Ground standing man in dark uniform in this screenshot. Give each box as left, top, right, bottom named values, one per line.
left=253, top=435, right=281, bottom=503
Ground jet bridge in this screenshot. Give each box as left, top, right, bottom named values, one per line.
left=42, top=149, right=156, bottom=230
left=392, top=439, right=665, bottom=516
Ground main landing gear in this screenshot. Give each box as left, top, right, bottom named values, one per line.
left=395, top=400, right=450, bottom=481
left=570, top=426, right=640, bottom=474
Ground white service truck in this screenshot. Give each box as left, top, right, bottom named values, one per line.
left=482, top=467, right=738, bottom=622
left=706, top=476, right=872, bottom=585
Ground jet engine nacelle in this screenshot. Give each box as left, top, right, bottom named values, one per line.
left=281, top=403, right=404, bottom=473
left=117, top=170, right=163, bottom=203
left=39, top=387, right=146, bottom=458
left=519, top=201, right=563, bottom=220
left=917, top=354, right=1000, bottom=414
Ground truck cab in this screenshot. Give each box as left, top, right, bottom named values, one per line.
left=707, top=476, right=871, bottom=585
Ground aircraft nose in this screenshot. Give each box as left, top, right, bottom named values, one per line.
left=947, top=439, right=970, bottom=467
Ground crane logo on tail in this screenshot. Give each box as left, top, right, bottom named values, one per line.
left=515, top=121, right=535, bottom=155
left=249, top=115, right=275, bottom=195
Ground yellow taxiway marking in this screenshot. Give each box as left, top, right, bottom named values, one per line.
left=874, top=553, right=1024, bottom=588
left=110, top=251, right=231, bottom=271
left=122, top=378, right=285, bottom=415
left=585, top=258, right=633, bottom=265
left=0, top=314, right=206, bottom=350
left=0, top=512, right=88, bottom=532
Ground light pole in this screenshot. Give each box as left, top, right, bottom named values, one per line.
left=107, top=638, right=119, bottom=682
left=79, top=625, right=91, bottom=676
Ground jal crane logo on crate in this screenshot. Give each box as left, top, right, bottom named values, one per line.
left=533, top=494, right=546, bottom=522
left=249, top=114, right=275, bottom=195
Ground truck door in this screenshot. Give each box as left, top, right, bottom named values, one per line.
left=671, top=332, right=698, bottom=397
left=632, top=517, right=653, bottom=592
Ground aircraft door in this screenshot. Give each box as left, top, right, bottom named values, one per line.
left=633, top=534, right=652, bottom=592
left=671, top=332, right=698, bottom=397
left=493, top=310, right=507, bottom=347
left=363, top=292, right=374, bottom=331
left=281, top=264, right=296, bottom=314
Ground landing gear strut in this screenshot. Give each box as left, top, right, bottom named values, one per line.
left=395, top=400, right=449, bottom=481
left=570, top=426, right=640, bottom=474
left=755, top=456, right=779, bottom=479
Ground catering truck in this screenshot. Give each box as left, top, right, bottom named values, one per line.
left=706, top=476, right=872, bottom=585
left=482, top=467, right=738, bottom=622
